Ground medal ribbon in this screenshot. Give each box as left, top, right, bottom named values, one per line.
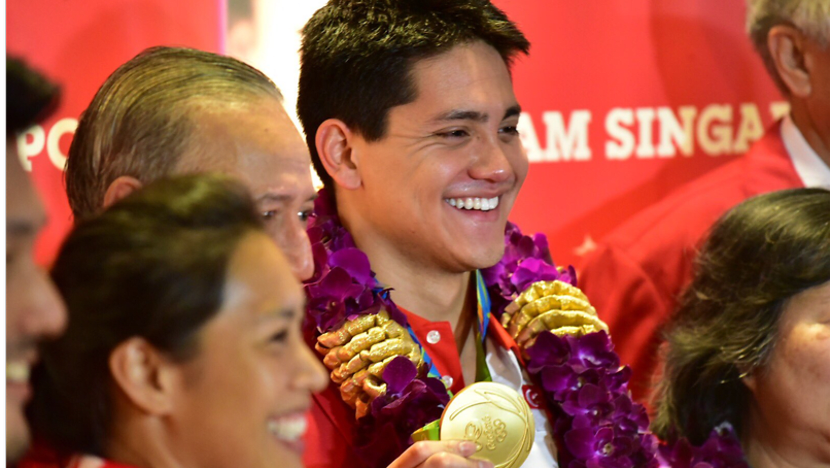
left=473, top=270, right=492, bottom=383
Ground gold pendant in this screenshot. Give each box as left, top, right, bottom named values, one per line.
left=440, top=381, right=535, bottom=468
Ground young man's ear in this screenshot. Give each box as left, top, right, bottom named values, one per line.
left=315, top=119, right=362, bottom=190
left=108, top=338, right=177, bottom=416
left=103, top=176, right=143, bottom=209
left=768, top=24, right=812, bottom=98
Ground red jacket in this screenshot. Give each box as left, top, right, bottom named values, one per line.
left=576, top=121, right=803, bottom=404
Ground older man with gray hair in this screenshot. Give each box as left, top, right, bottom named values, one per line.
left=577, top=0, right=830, bottom=404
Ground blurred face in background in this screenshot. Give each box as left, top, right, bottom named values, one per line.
left=162, top=232, right=326, bottom=468
left=5, top=140, right=67, bottom=461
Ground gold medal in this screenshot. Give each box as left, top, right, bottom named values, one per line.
left=439, top=382, right=535, bottom=468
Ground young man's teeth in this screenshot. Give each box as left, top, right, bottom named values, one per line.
left=267, top=415, right=307, bottom=442
left=6, top=362, right=30, bottom=383
left=445, top=197, right=499, bottom=211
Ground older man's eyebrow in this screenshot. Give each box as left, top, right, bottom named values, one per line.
left=255, top=192, right=294, bottom=204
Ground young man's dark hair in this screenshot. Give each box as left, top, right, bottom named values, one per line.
left=7, top=57, right=60, bottom=136
left=297, top=0, right=529, bottom=190
left=65, top=46, right=281, bottom=221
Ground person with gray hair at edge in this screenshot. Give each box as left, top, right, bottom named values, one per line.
left=577, top=0, right=830, bottom=405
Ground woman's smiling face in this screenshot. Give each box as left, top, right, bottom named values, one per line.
left=164, top=232, right=327, bottom=468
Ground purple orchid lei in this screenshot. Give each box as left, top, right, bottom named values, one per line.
left=303, top=188, right=749, bottom=468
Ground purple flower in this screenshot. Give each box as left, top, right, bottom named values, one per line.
left=658, top=425, right=749, bottom=468
left=525, top=330, right=659, bottom=467
left=306, top=266, right=380, bottom=332
left=511, top=257, right=565, bottom=292
left=482, top=222, right=578, bottom=318
left=382, top=356, right=418, bottom=394
left=567, top=332, right=621, bottom=371
left=527, top=330, right=572, bottom=370
left=565, top=426, right=636, bottom=468
left=354, top=372, right=450, bottom=468
left=329, top=248, right=373, bottom=285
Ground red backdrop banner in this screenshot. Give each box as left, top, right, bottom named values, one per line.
left=8, top=0, right=783, bottom=269
left=7, top=0, right=224, bottom=264
left=495, top=0, right=784, bottom=267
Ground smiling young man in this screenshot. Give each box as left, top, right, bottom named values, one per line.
left=297, top=2, right=605, bottom=467
left=6, top=58, right=67, bottom=464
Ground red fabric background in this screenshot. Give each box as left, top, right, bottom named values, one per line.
left=9, top=0, right=783, bottom=269
left=495, top=0, right=783, bottom=267
left=7, top=0, right=224, bottom=264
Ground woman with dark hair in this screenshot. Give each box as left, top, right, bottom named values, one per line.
left=652, top=188, right=830, bottom=467
left=26, top=174, right=328, bottom=468
left=24, top=174, right=492, bottom=468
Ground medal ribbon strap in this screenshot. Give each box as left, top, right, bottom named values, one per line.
left=474, top=270, right=492, bottom=383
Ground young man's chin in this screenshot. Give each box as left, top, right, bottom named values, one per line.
left=462, top=243, right=507, bottom=271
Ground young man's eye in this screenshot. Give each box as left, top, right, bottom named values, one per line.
left=500, top=125, right=519, bottom=136
left=437, top=129, right=469, bottom=139
left=262, top=210, right=278, bottom=220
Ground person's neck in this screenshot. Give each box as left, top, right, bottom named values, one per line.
left=339, top=208, right=472, bottom=327
left=743, top=405, right=830, bottom=468
left=106, top=413, right=186, bottom=468
left=790, top=101, right=830, bottom=169
left=368, top=243, right=471, bottom=327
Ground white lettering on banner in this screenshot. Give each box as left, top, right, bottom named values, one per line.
left=697, top=104, right=733, bottom=156
left=524, top=101, right=788, bottom=163
left=16, top=118, right=79, bottom=171
left=656, top=106, right=696, bottom=157
left=17, top=126, right=45, bottom=171
left=519, top=111, right=591, bottom=162
left=634, top=107, right=656, bottom=159
left=605, top=108, right=635, bottom=160
left=733, top=103, right=763, bottom=153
